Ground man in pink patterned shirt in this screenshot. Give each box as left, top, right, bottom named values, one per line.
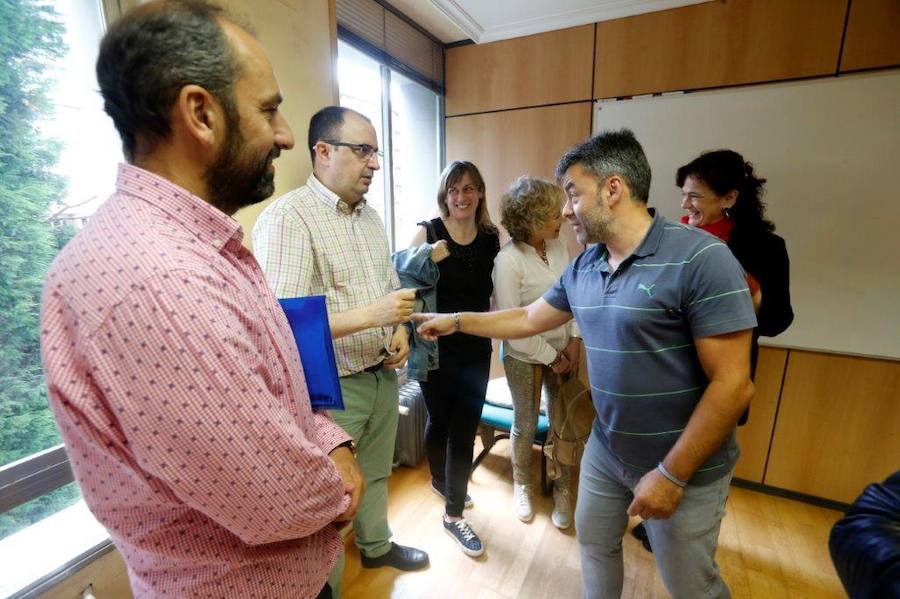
left=39, top=2, right=360, bottom=597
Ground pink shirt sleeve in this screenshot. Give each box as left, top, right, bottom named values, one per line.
left=86, top=269, right=351, bottom=546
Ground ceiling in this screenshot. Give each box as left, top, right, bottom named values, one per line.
left=387, top=0, right=713, bottom=44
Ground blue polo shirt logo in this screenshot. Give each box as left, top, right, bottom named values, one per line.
left=638, top=283, right=655, bottom=297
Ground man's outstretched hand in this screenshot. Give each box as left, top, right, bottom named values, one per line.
left=409, top=312, right=457, bottom=341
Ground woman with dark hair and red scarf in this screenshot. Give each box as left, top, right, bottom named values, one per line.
left=676, top=149, right=793, bottom=350
left=633, top=149, right=794, bottom=552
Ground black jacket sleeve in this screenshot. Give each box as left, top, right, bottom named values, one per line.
left=735, top=231, right=794, bottom=338
left=829, top=471, right=900, bottom=599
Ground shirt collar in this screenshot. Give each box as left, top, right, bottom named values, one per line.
left=306, top=173, right=368, bottom=215
left=592, top=208, right=662, bottom=273
left=631, top=208, right=664, bottom=259
left=115, top=163, right=243, bottom=251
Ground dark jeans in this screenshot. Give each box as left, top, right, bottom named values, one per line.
left=316, top=582, right=332, bottom=599
left=419, top=352, right=491, bottom=517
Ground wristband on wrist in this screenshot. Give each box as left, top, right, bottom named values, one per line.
left=548, top=350, right=563, bottom=368
left=452, top=312, right=461, bottom=332
left=657, top=462, right=687, bottom=488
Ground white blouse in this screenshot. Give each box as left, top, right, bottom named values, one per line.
left=492, top=237, right=577, bottom=365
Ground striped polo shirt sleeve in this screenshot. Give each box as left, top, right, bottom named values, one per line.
left=543, top=248, right=594, bottom=314
left=682, top=240, right=758, bottom=338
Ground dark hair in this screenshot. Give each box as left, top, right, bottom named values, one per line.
left=96, top=0, right=242, bottom=162
left=555, top=128, right=652, bottom=203
left=307, top=106, right=371, bottom=164
left=676, top=149, right=774, bottom=233
left=437, top=161, right=497, bottom=235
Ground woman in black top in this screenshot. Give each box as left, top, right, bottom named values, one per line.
left=409, top=160, right=499, bottom=558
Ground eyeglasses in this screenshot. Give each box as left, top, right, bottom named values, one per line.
left=322, top=140, right=383, bottom=160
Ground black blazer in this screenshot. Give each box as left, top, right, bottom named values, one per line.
left=728, top=229, right=793, bottom=425
left=730, top=229, right=794, bottom=340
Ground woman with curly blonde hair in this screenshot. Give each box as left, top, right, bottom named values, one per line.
left=494, top=176, right=580, bottom=529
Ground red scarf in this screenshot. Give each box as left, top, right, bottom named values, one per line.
left=680, top=216, right=759, bottom=294
left=679, top=215, right=735, bottom=242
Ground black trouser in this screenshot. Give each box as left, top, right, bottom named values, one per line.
left=316, top=583, right=332, bottom=599
left=419, top=351, right=491, bottom=517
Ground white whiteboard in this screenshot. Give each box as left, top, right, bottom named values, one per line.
left=593, top=71, right=900, bottom=360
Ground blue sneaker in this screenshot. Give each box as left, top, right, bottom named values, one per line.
left=430, top=480, right=473, bottom=509
left=443, top=518, right=484, bottom=557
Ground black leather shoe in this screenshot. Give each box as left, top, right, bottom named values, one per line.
left=360, top=542, right=430, bottom=571
left=631, top=522, right=653, bottom=553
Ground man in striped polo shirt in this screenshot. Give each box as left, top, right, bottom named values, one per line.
left=414, top=129, right=756, bottom=598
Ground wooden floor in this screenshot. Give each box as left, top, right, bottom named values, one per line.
left=341, top=440, right=846, bottom=599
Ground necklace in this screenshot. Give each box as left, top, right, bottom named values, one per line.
left=538, top=241, right=549, bottom=266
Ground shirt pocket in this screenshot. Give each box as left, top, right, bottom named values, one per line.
left=328, top=262, right=363, bottom=292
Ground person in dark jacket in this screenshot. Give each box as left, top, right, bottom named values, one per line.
left=633, top=148, right=794, bottom=552
left=676, top=149, right=793, bottom=375
left=830, top=471, right=900, bottom=599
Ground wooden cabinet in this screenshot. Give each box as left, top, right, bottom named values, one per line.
left=445, top=25, right=594, bottom=116
left=594, top=0, right=847, bottom=98
left=734, top=347, right=788, bottom=483
left=764, top=350, right=900, bottom=503
left=840, top=0, right=900, bottom=72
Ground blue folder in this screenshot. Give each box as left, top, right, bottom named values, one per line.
left=278, top=295, right=344, bottom=411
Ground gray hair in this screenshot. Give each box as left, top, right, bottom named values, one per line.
left=555, top=128, right=652, bottom=203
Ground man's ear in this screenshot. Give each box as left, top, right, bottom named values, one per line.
left=312, top=141, right=331, bottom=167
left=172, top=84, right=221, bottom=150
left=606, top=175, right=625, bottom=206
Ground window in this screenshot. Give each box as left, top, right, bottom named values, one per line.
left=337, top=39, right=442, bottom=250
left=0, top=0, right=121, bottom=544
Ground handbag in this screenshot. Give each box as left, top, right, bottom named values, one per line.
left=544, top=352, right=594, bottom=479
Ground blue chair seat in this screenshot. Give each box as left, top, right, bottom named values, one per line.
left=480, top=403, right=550, bottom=440
left=473, top=379, right=553, bottom=496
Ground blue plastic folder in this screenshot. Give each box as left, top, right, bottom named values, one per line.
left=278, top=295, right=344, bottom=411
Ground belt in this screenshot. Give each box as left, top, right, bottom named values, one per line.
left=363, top=361, right=384, bottom=373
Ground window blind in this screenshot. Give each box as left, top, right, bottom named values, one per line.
left=336, top=0, right=444, bottom=93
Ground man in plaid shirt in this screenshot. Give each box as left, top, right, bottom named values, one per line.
left=253, top=106, right=428, bottom=576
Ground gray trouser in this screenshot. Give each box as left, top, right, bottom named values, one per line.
left=576, top=433, right=732, bottom=599
left=503, top=355, right=571, bottom=493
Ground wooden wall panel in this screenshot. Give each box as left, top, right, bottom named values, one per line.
left=594, top=0, right=847, bottom=99
left=446, top=102, right=591, bottom=253
left=227, top=0, right=337, bottom=249
left=840, top=0, right=900, bottom=72
left=445, top=25, right=594, bottom=116
left=734, top=347, right=788, bottom=483
left=446, top=102, right=592, bottom=378
left=765, top=350, right=900, bottom=503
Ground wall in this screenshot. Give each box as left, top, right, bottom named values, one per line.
left=226, top=0, right=338, bottom=248
left=39, top=1, right=337, bottom=596
left=445, top=0, right=900, bottom=504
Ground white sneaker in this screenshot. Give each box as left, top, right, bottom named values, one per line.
left=513, top=483, right=534, bottom=522
left=551, top=488, right=572, bottom=529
